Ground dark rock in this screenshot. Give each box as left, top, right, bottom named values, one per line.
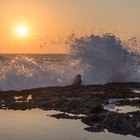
left=82, top=111, right=140, bottom=137
left=49, top=113, right=84, bottom=120
left=136, top=121, right=140, bottom=129
left=91, top=105, right=104, bottom=113
left=85, top=125, right=104, bottom=132
left=71, top=74, right=82, bottom=86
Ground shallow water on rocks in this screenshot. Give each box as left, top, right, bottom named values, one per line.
left=104, top=104, right=140, bottom=113
left=0, top=109, right=139, bottom=140
left=133, top=89, right=140, bottom=94
left=104, top=98, right=140, bottom=113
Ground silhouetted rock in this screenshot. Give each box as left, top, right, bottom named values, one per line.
left=82, top=111, right=140, bottom=137
left=72, top=74, right=82, bottom=86
left=49, top=113, right=84, bottom=120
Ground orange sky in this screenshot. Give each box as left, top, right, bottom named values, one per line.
left=0, top=0, right=140, bottom=54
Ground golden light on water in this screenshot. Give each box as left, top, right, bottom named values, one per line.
left=16, top=24, right=28, bottom=37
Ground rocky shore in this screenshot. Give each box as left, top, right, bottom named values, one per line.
left=0, top=82, right=140, bottom=137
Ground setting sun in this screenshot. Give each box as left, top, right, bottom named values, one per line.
left=16, top=24, right=28, bottom=37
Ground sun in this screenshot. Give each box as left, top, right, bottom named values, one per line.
left=16, top=24, right=28, bottom=37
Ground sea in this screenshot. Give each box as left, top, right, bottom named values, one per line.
left=0, top=34, right=139, bottom=140
left=0, top=53, right=78, bottom=91
left=0, top=109, right=138, bottom=140
left=0, top=35, right=140, bottom=91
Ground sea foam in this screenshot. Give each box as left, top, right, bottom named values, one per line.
left=70, top=33, right=139, bottom=85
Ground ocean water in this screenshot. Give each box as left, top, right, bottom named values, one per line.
left=0, top=54, right=82, bottom=91
left=0, top=34, right=139, bottom=91
left=0, top=34, right=139, bottom=140
left=0, top=109, right=139, bottom=140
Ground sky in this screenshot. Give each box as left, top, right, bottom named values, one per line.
left=0, top=0, right=140, bottom=53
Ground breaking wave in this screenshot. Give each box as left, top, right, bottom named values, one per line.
left=0, top=33, right=139, bottom=91
left=70, top=33, right=139, bottom=84
left=0, top=55, right=84, bottom=90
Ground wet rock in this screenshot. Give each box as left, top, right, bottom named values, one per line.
left=136, top=121, right=140, bottom=129
left=91, top=105, right=104, bottom=113
left=82, top=111, right=140, bottom=137
left=85, top=125, right=104, bottom=132
left=6, top=102, right=36, bottom=110
left=49, top=113, right=84, bottom=120
left=72, top=74, right=82, bottom=86
left=82, top=114, right=101, bottom=126
left=117, top=99, right=140, bottom=107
